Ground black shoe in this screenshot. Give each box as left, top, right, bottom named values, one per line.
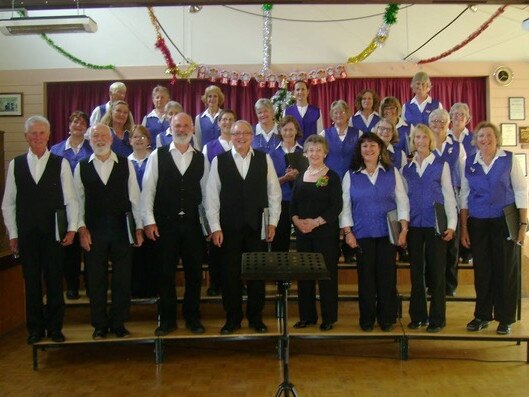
left=497, top=323, right=511, bottom=335
left=27, top=332, right=44, bottom=345
left=249, top=321, right=268, bottom=333
left=319, top=323, right=334, bottom=331
left=155, top=324, right=176, bottom=336
left=220, top=322, right=241, bottom=335
left=446, top=290, right=456, bottom=297
left=360, top=324, right=374, bottom=332
left=49, top=331, right=66, bottom=343
left=466, top=318, right=489, bottom=332
left=111, top=326, right=131, bottom=338
left=66, top=289, right=80, bottom=300
left=186, top=320, right=206, bottom=334
left=407, top=321, right=428, bottom=330
left=92, top=328, right=108, bottom=340
left=426, top=323, right=445, bottom=333
left=380, top=323, right=395, bottom=332
left=293, top=320, right=317, bottom=329
left=206, top=287, right=221, bottom=297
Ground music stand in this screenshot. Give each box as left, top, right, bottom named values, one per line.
left=242, top=252, right=329, bottom=397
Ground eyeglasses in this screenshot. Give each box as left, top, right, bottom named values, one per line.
left=377, top=126, right=392, bottom=133
left=430, top=119, right=448, bottom=124
left=132, top=136, right=147, bottom=140
left=333, top=111, right=346, bottom=116
left=451, top=112, right=466, bottom=118
left=232, top=131, right=252, bottom=137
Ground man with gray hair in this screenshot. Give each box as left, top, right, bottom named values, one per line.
left=2, top=115, right=78, bottom=344
left=206, top=119, right=281, bottom=334
left=74, top=123, right=143, bottom=340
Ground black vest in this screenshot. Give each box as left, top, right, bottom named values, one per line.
left=218, top=150, right=268, bottom=232
left=14, top=153, right=64, bottom=235
left=79, top=155, right=131, bottom=231
left=153, top=146, right=204, bottom=226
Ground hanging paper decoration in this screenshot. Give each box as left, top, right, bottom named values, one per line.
left=417, top=5, right=508, bottom=64
left=347, top=4, right=399, bottom=64
left=262, top=3, right=273, bottom=74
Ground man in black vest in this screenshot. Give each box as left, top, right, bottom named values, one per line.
left=206, top=120, right=281, bottom=334
left=2, top=115, right=78, bottom=344
left=142, top=113, right=208, bottom=336
left=74, top=124, right=143, bottom=339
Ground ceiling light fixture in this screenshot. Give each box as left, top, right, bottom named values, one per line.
left=188, top=5, right=203, bottom=14
left=0, top=15, right=97, bottom=35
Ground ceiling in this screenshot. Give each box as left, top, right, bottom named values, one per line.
left=1, top=0, right=528, bottom=11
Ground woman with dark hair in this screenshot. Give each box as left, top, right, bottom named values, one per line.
left=340, top=133, right=409, bottom=332
left=100, top=100, right=133, bottom=157
left=461, top=121, right=527, bottom=335
left=290, top=134, right=342, bottom=331
left=349, top=89, right=380, bottom=134
left=50, top=110, right=93, bottom=300
left=269, top=115, right=305, bottom=252
left=284, top=80, right=323, bottom=144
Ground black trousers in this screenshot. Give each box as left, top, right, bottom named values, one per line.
left=295, top=230, right=340, bottom=324
left=19, top=229, right=65, bottom=335
left=155, top=217, right=205, bottom=327
left=84, top=224, right=132, bottom=330
left=445, top=224, right=460, bottom=293
left=408, top=227, right=446, bottom=326
left=469, top=217, right=519, bottom=324
left=356, top=237, right=398, bottom=327
left=271, top=201, right=292, bottom=253
left=63, top=234, right=83, bottom=292
left=131, top=238, right=158, bottom=298
left=220, top=225, right=266, bottom=325
left=207, top=241, right=222, bottom=291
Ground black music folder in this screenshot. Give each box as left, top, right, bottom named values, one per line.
left=198, top=204, right=211, bottom=236
left=503, top=203, right=521, bottom=241
left=386, top=209, right=401, bottom=245
left=125, top=211, right=137, bottom=245
left=434, top=202, right=447, bottom=236
left=285, top=152, right=308, bottom=174
left=55, top=209, right=67, bottom=242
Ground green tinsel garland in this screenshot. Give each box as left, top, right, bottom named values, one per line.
left=383, top=4, right=399, bottom=25
left=262, top=4, right=273, bottom=12
left=40, top=34, right=115, bottom=70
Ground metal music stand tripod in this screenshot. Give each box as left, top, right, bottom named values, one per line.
left=242, top=252, right=329, bottom=397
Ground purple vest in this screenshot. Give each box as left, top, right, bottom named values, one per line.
left=349, top=167, right=396, bottom=239
left=402, top=157, right=445, bottom=228
left=465, top=152, right=515, bottom=219
left=111, top=129, right=133, bottom=157
left=323, top=126, right=359, bottom=179
left=145, top=115, right=169, bottom=149
left=396, top=124, right=411, bottom=155
left=158, top=132, right=173, bottom=148
left=131, top=158, right=148, bottom=190
left=461, top=132, right=476, bottom=157
left=199, top=113, right=221, bottom=146
left=205, top=139, right=228, bottom=164
left=284, top=104, right=320, bottom=143
left=50, top=139, right=93, bottom=172
left=436, top=139, right=461, bottom=188
left=251, top=129, right=281, bottom=154
left=404, top=99, right=440, bottom=127
left=351, top=113, right=380, bottom=134
left=269, top=145, right=302, bottom=202
left=389, top=146, right=405, bottom=169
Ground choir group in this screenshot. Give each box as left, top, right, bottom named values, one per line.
left=2, top=71, right=526, bottom=345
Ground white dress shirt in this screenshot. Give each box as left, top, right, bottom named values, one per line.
left=339, top=165, right=410, bottom=228
left=255, top=123, right=279, bottom=141
left=205, top=147, right=282, bottom=233
left=460, top=149, right=528, bottom=210
left=2, top=149, right=79, bottom=239
left=73, top=151, right=142, bottom=229
left=202, top=136, right=232, bottom=163
left=141, top=142, right=209, bottom=226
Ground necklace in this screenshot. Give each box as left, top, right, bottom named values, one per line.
left=307, top=165, right=326, bottom=175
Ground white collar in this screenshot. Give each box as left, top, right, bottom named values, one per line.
left=231, top=146, right=255, bottom=159
left=410, top=95, right=432, bottom=106
left=89, top=151, right=118, bottom=163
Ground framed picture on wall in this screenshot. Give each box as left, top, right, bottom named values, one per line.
left=514, top=153, right=527, bottom=177
left=0, top=93, right=22, bottom=116
left=519, top=126, right=529, bottom=144
left=501, top=123, right=517, bottom=146
left=509, top=97, right=525, bottom=120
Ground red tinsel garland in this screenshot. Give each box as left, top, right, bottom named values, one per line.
left=149, top=7, right=178, bottom=84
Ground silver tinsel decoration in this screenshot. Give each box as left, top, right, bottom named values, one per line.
left=262, top=8, right=272, bottom=74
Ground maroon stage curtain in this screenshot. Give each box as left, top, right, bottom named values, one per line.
left=46, top=77, right=486, bottom=145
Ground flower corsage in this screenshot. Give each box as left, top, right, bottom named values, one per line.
left=316, top=175, right=329, bottom=188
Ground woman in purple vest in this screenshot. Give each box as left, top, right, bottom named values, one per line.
left=291, top=135, right=342, bottom=331
left=50, top=110, right=93, bottom=300
left=460, top=122, right=527, bottom=335
left=252, top=98, right=281, bottom=154
left=100, top=100, right=133, bottom=157
left=128, top=125, right=157, bottom=298
left=284, top=80, right=323, bottom=144
left=402, top=124, right=457, bottom=333
left=380, top=96, right=410, bottom=155
left=340, top=133, right=409, bottom=332
left=141, top=85, right=170, bottom=149
left=402, top=72, right=443, bottom=128
left=349, top=89, right=381, bottom=134
left=449, top=102, right=476, bottom=158
left=194, top=85, right=224, bottom=150
left=321, top=100, right=361, bottom=180
left=269, top=116, right=305, bottom=253
left=375, top=118, right=407, bottom=169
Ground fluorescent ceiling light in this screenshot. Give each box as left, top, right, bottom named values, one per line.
left=0, top=15, right=97, bottom=35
